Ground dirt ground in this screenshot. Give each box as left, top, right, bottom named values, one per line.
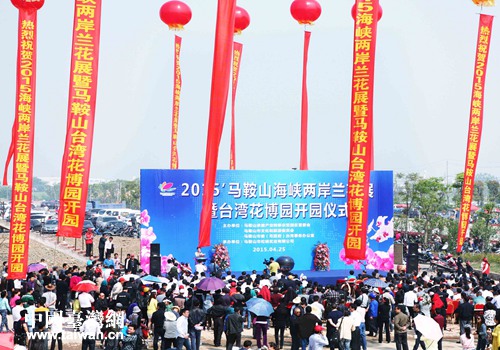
left=0, top=231, right=141, bottom=269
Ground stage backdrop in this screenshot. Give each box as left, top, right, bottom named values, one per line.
left=140, top=169, right=394, bottom=274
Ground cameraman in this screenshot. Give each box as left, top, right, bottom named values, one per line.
left=266, top=257, right=280, bottom=275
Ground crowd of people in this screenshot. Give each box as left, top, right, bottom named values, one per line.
left=0, top=252, right=499, bottom=350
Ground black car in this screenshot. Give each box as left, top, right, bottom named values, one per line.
left=30, top=219, right=42, bottom=232
left=104, top=220, right=128, bottom=231
left=82, top=220, right=95, bottom=235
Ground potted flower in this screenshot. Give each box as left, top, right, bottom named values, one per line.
left=213, top=243, right=230, bottom=270
left=314, top=242, right=330, bottom=271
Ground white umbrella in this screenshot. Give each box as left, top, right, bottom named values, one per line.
left=414, top=315, right=443, bottom=341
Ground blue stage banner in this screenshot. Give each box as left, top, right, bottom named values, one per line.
left=140, top=170, right=393, bottom=274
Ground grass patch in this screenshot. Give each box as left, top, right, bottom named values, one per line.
left=462, top=253, right=500, bottom=274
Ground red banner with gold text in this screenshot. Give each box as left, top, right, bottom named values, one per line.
left=170, top=35, right=182, bottom=169
left=58, top=0, right=102, bottom=238
left=457, top=14, right=493, bottom=253
left=230, top=41, right=242, bottom=170
left=7, top=6, right=41, bottom=279
left=198, top=0, right=236, bottom=248
left=344, top=0, right=379, bottom=260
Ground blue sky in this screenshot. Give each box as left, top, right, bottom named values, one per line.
left=1, top=1, right=500, bottom=181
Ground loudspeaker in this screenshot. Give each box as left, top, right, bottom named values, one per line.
left=406, top=255, right=419, bottom=274
left=408, top=243, right=419, bottom=256
left=394, top=243, right=404, bottom=265
left=150, top=243, right=160, bottom=257
left=150, top=256, right=161, bottom=276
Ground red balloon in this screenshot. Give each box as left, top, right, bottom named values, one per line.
left=11, top=0, right=44, bottom=11
left=290, top=0, right=322, bottom=25
left=234, top=6, right=250, bottom=34
left=159, top=1, right=192, bottom=30
left=351, top=3, right=383, bottom=22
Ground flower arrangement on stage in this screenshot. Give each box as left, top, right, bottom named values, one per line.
left=213, top=243, right=230, bottom=270
left=314, top=242, right=330, bottom=271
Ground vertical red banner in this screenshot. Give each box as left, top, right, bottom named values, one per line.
left=170, top=35, right=182, bottom=169
left=300, top=31, right=311, bottom=171
left=230, top=41, right=243, bottom=170
left=7, top=5, right=42, bottom=280
left=457, top=14, right=493, bottom=252
left=198, top=0, right=236, bottom=248
left=344, top=0, right=379, bottom=260
left=58, top=0, right=102, bottom=238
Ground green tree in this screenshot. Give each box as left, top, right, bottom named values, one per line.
left=411, top=177, right=449, bottom=242
left=121, top=179, right=140, bottom=209
left=393, top=173, right=420, bottom=235
left=444, top=218, right=459, bottom=251
left=486, top=180, right=500, bottom=204
left=470, top=202, right=497, bottom=249
left=451, top=173, right=464, bottom=207
left=474, top=180, right=486, bottom=207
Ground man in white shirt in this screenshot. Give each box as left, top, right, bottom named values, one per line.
left=492, top=290, right=500, bottom=309
left=350, top=304, right=364, bottom=350
left=11, top=299, right=23, bottom=323
left=78, top=292, right=95, bottom=315
left=310, top=295, right=325, bottom=321
left=104, top=237, right=114, bottom=259
left=403, top=286, right=418, bottom=313
left=355, top=301, right=368, bottom=350
left=176, top=308, right=190, bottom=350
left=81, top=313, right=101, bottom=350
left=42, top=284, right=57, bottom=315
left=110, top=278, right=125, bottom=300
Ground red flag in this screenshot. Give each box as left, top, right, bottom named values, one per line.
left=170, top=35, right=182, bottom=169
left=457, top=14, right=493, bottom=252
left=7, top=5, right=42, bottom=280
left=230, top=41, right=243, bottom=170
left=344, top=0, right=380, bottom=260
left=198, top=0, right=236, bottom=248
left=58, top=0, right=102, bottom=238
left=300, top=31, right=311, bottom=170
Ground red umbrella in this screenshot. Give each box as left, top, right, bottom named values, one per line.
left=0, top=332, right=14, bottom=350
left=73, top=280, right=98, bottom=293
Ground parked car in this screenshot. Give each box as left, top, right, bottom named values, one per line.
left=95, top=216, right=118, bottom=229
left=30, top=219, right=42, bottom=232
left=83, top=220, right=95, bottom=232
left=41, top=219, right=58, bottom=234
left=103, top=220, right=128, bottom=231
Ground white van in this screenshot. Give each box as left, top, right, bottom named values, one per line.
left=104, top=209, right=135, bottom=222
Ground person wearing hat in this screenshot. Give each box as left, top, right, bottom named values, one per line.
left=163, top=309, right=178, bottom=349
left=110, top=277, right=125, bottom=300
left=308, top=324, right=328, bottom=350
left=128, top=305, right=142, bottom=327
left=42, top=284, right=57, bottom=315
